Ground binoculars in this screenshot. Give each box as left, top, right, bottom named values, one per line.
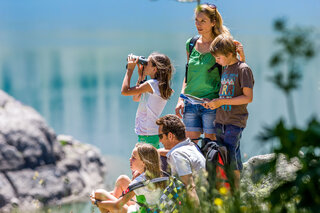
left=128, top=55, right=148, bottom=66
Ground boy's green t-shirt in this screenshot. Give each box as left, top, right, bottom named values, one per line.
left=184, top=37, right=221, bottom=100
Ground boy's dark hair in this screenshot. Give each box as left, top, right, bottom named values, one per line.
left=156, top=114, right=186, bottom=141
left=210, top=34, right=237, bottom=57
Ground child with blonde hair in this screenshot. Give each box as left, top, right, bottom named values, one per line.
left=202, top=34, right=254, bottom=189
left=90, top=143, right=165, bottom=213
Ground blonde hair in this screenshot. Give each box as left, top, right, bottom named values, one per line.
left=195, top=4, right=230, bottom=38
left=149, top=52, right=173, bottom=100
left=135, top=143, right=165, bottom=189
left=210, top=34, right=237, bottom=57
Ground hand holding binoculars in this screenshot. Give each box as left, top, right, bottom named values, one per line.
left=127, top=54, right=148, bottom=66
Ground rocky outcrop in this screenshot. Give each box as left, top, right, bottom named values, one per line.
left=241, top=153, right=302, bottom=198
left=0, top=91, right=106, bottom=212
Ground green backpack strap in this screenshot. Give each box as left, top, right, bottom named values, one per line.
left=185, top=35, right=200, bottom=83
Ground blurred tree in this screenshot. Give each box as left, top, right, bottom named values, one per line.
left=258, top=19, right=320, bottom=212
left=269, top=18, right=315, bottom=126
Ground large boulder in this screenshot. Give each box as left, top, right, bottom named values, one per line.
left=0, top=91, right=106, bottom=212
left=241, top=153, right=302, bottom=198
left=0, top=91, right=62, bottom=170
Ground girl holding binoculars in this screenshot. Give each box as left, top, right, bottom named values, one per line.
left=121, top=52, right=174, bottom=148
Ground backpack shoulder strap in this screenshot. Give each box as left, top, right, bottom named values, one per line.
left=188, top=35, right=200, bottom=55
left=122, top=176, right=169, bottom=197
left=208, top=63, right=223, bottom=77
left=190, top=137, right=204, bottom=154
left=185, top=35, right=200, bottom=83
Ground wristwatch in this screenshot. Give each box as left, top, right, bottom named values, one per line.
left=139, top=79, right=147, bottom=84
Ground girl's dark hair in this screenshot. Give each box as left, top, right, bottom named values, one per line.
left=149, top=52, right=174, bottom=100
left=135, top=143, right=166, bottom=189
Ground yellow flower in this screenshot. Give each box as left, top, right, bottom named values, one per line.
left=214, top=198, right=223, bottom=206
left=39, top=179, right=44, bottom=185
left=240, top=206, right=247, bottom=212
left=219, top=187, right=228, bottom=195
left=33, top=171, right=39, bottom=180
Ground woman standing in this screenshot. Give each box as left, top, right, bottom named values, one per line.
left=175, top=3, right=244, bottom=141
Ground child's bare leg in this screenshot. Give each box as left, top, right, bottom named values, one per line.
left=204, top=133, right=216, bottom=141
left=113, top=175, right=135, bottom=206
left=233, top=170, right=240, bottom=190
left=99, top=206, right=128, bottom=213
left=186, top=131, right=201, bottom=143
left=94, top=189, right=118, bottom=201
left=98, top=207, right=109, bottom=213
left=113, top=175, right=131, bottom=198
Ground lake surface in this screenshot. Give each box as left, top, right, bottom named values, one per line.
left=1, top=31, right=319, bottom=160
left=1, top=0, right=320, bottom=211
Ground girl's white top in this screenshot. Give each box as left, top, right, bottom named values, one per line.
left=135, top=79, right=167, bottom=135
left=127, top=173, right=162, bottom=213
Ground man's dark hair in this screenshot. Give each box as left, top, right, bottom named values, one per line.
left=156, top=114, right=186, bottom=141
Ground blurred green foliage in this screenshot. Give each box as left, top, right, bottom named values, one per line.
left=268, top=18, right=316, bottom=125
left=258, top=118, right=320, bottom=212
left=257, top=19, right=320, bottom=212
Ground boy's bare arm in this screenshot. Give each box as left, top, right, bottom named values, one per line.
left=201, top=87, right=253, bottom=110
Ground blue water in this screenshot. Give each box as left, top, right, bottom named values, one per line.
left=1, top=2, right=320, bottom=207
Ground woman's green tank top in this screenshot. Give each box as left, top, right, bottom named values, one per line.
left=184, top=37, right=221, bottom=100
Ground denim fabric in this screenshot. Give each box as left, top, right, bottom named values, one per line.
left=183, top=102, right=216, bottom=134
left=215, top=123, right=244, bottom=171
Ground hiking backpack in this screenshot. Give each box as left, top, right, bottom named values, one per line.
left=185, top=35, right=223, bottom=83
left=192, top=137, right=230, bottom=190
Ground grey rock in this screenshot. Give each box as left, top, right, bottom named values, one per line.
left=241, top=153, right=302, bottom=199
left=0, top=91, right=106, bottom=213
left=0, top=173, right=16, bottom=210
left=0, top=91, right=63, bottom=171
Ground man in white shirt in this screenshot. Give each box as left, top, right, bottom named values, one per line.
left=156, top=114, right=206, bottom=206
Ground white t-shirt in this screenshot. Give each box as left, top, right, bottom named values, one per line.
left=127, top=173, right=162, bottom=213
left=166, top=138, right=206, bottom=181
left=135, top=79, right=167, bottom=135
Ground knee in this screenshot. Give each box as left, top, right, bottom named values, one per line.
left=116, top=175, right=131, bottom=187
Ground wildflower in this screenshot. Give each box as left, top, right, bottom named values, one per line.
left=39, top=179, right=44, bottom=185
left=219, top=187, right=228, bottom=195
left=33, top=171, right=39, bottom=180
left=32, top=199, right=40, bottom=209
left=240, top=206, right=247, bottom=212
left=214, top=198, right=223, bottom=206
